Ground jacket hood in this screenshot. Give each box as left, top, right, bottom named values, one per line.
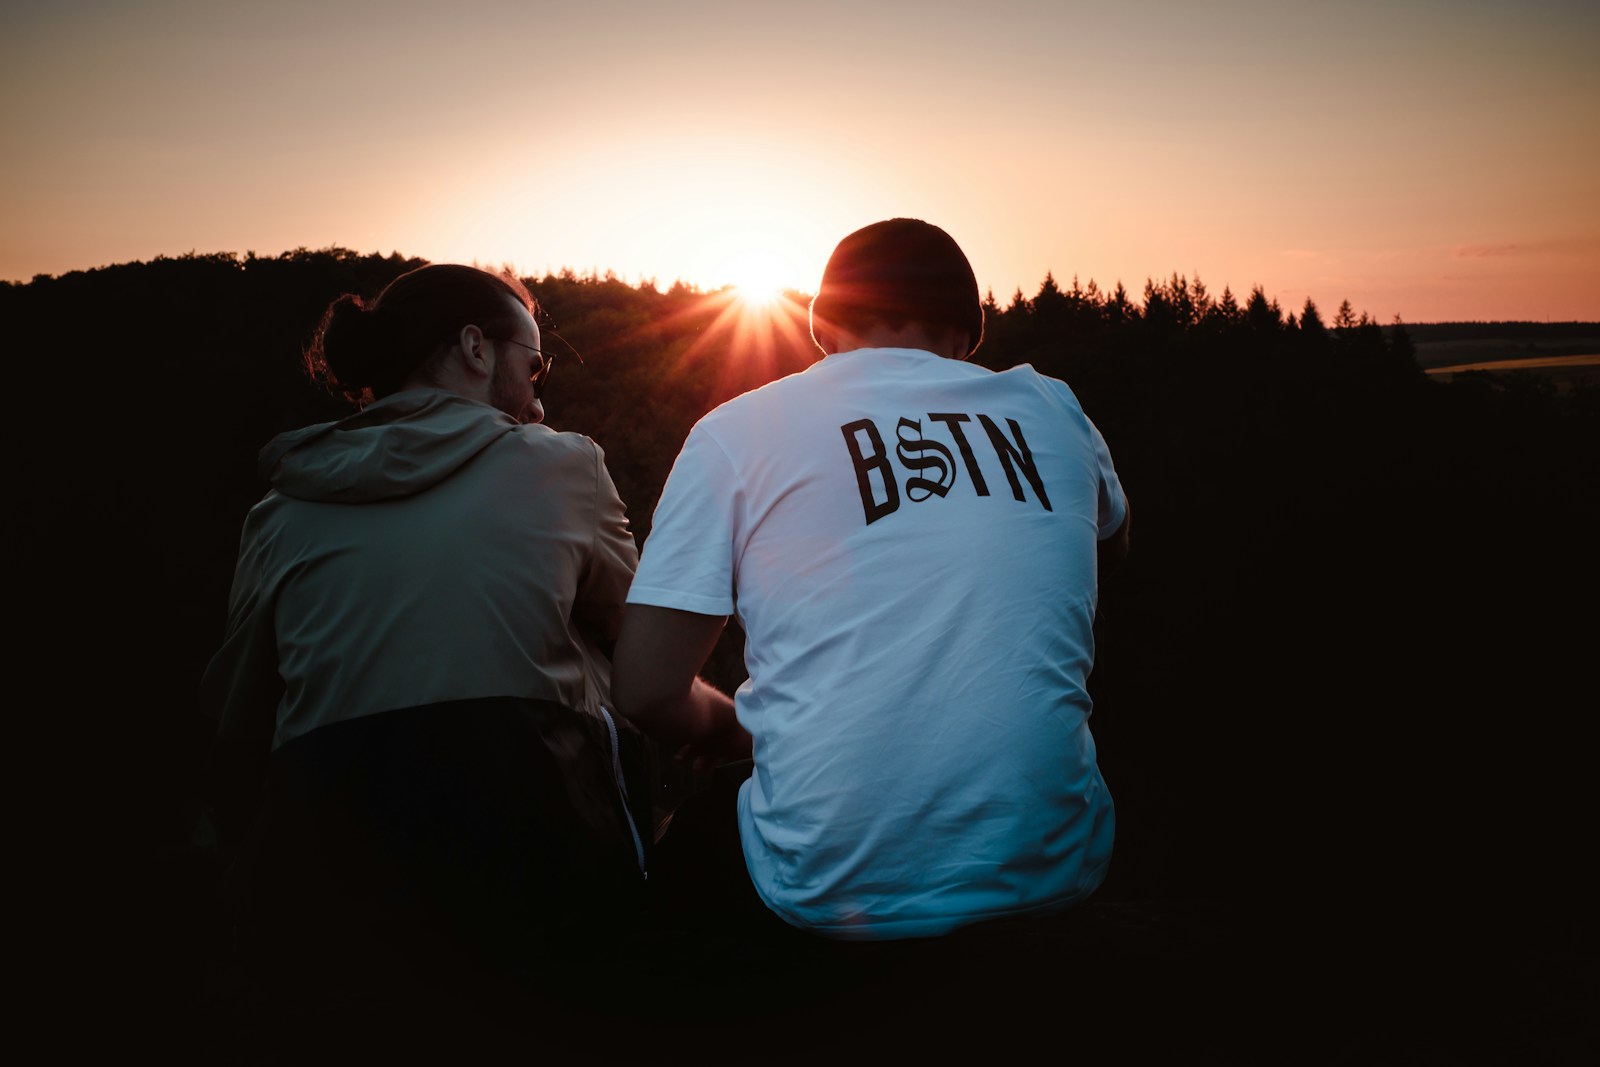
left=259, top=388, right=520, bottom=503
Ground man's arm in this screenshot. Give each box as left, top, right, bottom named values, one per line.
left=612, top=604, right=748, bottom=761
left=1098, top=494, right=1131, bottom=580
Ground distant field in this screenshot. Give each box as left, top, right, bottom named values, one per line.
left=1423, top=352, right=1600, bottom=388
left=1389, top=321, right=1600, bottom=388
left=1411, top=337, right=1600, bottom=370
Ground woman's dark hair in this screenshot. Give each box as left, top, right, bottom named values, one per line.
left=306, top=264, right=537, bottom=404
left=809, top=218, right=984, bottom=358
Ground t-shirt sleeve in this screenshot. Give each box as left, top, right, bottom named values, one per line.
left=626, top=423, right=739, bottom=617
left=1089, top=419, right=1127, bottom=540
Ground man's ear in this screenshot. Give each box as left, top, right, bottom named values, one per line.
left=813, top=319, right=855, bottom=356
left=809, top=313, right=833, bottom=355
left=813, top=324, right=838, bottom=355
left=948, top=329, right=975, bottom=362
left=456, top=323, right=491, bottom=380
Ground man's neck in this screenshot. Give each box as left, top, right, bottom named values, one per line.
left=829, top=323, right=968, bottom=360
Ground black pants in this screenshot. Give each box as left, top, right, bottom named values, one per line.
left=649, top=760, right=785, bottom=935
left=640, top=761, right=988, bottom=1025
left=245, top=697, right=649, bottom=1001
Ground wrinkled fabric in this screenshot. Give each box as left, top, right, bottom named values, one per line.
left=203, top=387, right=638, bottom=750
left=630, top=348, right=1122, bottom=939
left=260, top=389, right=518, bottom=503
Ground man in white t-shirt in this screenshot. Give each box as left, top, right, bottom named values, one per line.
left=614, top=218, right=1130, bottom=941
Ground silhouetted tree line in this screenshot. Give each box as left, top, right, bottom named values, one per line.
left=11, top=249, right=1596, bottom=1047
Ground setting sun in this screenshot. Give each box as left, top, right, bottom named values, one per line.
left=717, top=246, right=800, bottom=308
left=734, top=278, right=783, bottom=308
left=3, top=4, right=1597, bottom=321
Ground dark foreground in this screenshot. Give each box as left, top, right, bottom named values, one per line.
left=111, top=850, right=1597, bottom=1065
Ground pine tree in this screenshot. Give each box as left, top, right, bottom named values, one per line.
left=1246, top=286, right=1281, bottom=331
left=1300, top=298, right=1327, bottom=337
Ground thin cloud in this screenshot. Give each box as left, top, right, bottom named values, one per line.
left=1455, top=243, right=1524, bottom=259
left=1453, top=236, right=1600, bottom=260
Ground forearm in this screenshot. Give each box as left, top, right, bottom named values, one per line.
left=621, top=675, right=737, bottom=746
left=612, top=604, right=738, bottom=745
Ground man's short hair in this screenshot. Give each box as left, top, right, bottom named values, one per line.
left=810, top=218, right=984, bottom=357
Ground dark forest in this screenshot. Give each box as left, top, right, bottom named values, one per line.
left=11, top=249, right=1597, bottom=1060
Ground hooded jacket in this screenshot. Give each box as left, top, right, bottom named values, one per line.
left=202, top=388, right=638, bottom=751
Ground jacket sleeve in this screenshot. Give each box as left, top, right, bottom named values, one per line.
left=197, top=510, right=283, bottom=849
left=572, top=439, right=639, bottom=645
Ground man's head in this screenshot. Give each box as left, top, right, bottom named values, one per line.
left=809, top=218, right=984, bottom=359
left=307, top=263, right=544, bottom=420
left=483, top=310, right=545, bottom=425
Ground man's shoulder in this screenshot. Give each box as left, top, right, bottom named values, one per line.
left=688, top=356, right=1084, bottom=441
left=689, top=364, right=823, bottom=438
left=982, top=362, right=1091, bottom=418
left=988, top=359, right=1071, bottom=393
left=501, top=422, right=601, bottom=462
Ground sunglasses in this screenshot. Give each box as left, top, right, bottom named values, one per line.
left=495, top=327, right=582, bottom=399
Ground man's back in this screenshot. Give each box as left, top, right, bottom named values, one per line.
left=628, top=345, right=1124, bottom=938
left=201, top=265, right=649, bottom=999
left=230, top=388, right=634, bottom=749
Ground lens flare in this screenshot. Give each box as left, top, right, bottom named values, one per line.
left=719, top=248, right=792, bottom=308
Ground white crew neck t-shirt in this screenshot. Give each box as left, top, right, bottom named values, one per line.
left=628, top=347, right=1126, bottom=939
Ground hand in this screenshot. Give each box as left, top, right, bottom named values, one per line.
left=674, top=704, right=752, bottom=774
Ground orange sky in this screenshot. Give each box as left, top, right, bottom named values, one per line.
left=3, top=1, right=1597, bottom=322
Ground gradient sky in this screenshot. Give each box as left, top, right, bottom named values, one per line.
left=4, top=0, right=1597, bottom=322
